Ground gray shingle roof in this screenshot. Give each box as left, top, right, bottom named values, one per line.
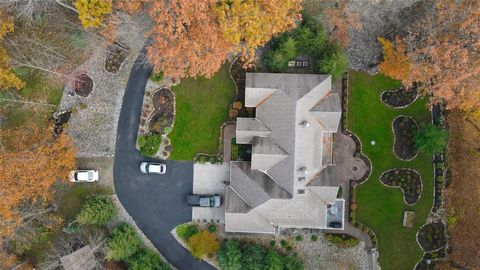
left=227, top=73, right=342, bottom=233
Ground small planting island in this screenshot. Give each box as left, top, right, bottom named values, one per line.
left=380, top=168, right=422, bottom=205
left=393, top=116, right=418, bottom=160
left=417, top=222, right=446, bottom=252
left=105, top=41, right=130, bottom=74
left=148, top=88, right=175, bottom=135
left=74, top=74, right=93, bottom=97
left=381, top=85, right=418, bottom=108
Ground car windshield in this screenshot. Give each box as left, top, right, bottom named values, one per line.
left=88, top=171, right=93, bottom=180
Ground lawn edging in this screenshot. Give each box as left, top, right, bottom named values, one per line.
left=378, top=168, right=424, bottom=206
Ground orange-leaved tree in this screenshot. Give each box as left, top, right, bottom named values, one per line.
left=0, top=127, right=76, bottom=240
left=117, top=0, right=302, bottom=78
left=0, top=11, right=24, bottom=90
left=379, top=0, right=480, bottom=112
left=377, top=37, right=412, bottom=83
left=214, top=0, right=302, bottom=64
left=187, top=230, right=219, bottom=259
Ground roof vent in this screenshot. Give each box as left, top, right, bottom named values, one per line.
left=298, top=167, right=308, bottom=174
left=300, top=120, right=309, bottom=127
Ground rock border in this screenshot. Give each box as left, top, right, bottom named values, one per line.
left=380, top=85, right=419, bottom=109
left=379, top=168, right=423, bottom=206
left=392, top=115, right=419, bottom=161
left=415, top=220, right=448, bottom=253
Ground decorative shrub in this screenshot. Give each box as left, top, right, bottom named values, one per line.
left=295, top=235, right=303, bottom=241
left=270, top=240, right=276, bottom=247
left=137, top=134, right=162, bottom=157
left=324, top=233, right=359, bottom=248
left=231, top=138, right=239, bottom=161
left=232, top=101, right=242, bottom=110
left=208, top=224, right=217, bottom=233
left=310, top=234, right=318, bottom=241
left=229, top=108, right=239, bottom=118
left=414, top=123, right=448, bottom=155
left=176, top=223, right=198, bottom=241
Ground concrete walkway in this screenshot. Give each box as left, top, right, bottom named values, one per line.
left=222, top=123, right=236, bottom=162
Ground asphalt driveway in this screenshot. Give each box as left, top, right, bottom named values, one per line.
left=113, top=53, right=213, bottom=269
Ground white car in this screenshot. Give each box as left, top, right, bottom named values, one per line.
left=69, top=170, right=99, bottom=183
left=140, top=162, right=166, bottom=174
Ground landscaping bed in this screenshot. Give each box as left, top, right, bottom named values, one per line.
left=347, top=71, right=434, bottom=270
left=393, top=115, right=418, bottom=160
left=417, top=222, right=447, bottom=252
left=105, top=41, right=130, bottom=74
left=381, top=84, right=418, bottom=108
left=148, top=88, right=174, bottom=135
left=380, top=168, right=422, bottom=205
left=74, top=73, right=93, bottom=97
left=230, top=58, right=255, bottom=118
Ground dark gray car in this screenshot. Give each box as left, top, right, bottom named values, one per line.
left=187, top=194, right=222, bottom=207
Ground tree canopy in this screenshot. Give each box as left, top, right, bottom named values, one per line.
left=0, top=11, right=24, bottom=90
left=414, top=123, right=448, bottom=155
left=117, top=0, right=302, bottom=78
left=76, top=195, right=116, bottom=226
left=106, top=223, right=141, bottom=261
left=217, top=240, right=242, bottom=270
left=0, top=127, right=76, bottom=239
left=75, top=0, right=113, bottom=29
left=377, top=37, right=411, bottom=82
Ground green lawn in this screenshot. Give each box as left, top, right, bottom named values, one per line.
left=168, top=64, right=236, bottom=160
left=347, top=71, right=433, bottom=270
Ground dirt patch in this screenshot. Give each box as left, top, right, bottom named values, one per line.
left=380, top=168, right=422, bottom=205
left=74, top=74, right=93, bottom=97
left=417, top=222, right=447, bottom=252
left=148, top=88, right=174, bottom=135
left=105, top=42, right=131, bottom=74
left=393, top=116, right=418, bottom=160
left=381, top=84, right=418, bottom=108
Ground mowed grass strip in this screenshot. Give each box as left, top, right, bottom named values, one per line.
left=347, top=71, right=434, bottom=270
left=169, top=64, right=236, bottom=160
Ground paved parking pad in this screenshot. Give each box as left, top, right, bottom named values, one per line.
left=192, top=163, right=229, bottom=223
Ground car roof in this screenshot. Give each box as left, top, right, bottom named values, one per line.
left=148, top=163, right=164, bottom=173
left=77, top=171, right=92, bottom=181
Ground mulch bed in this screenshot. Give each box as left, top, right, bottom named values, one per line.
left=74, top=73, right=93, bottom=97
left=417, top=222, right=447, bottom=252
left=230, top=58, right=255, bottom=118
left=380, top=168, right=422, bottom=205
left=148, top=88, right=174, bottom=135
left=105, top=41, right=131, bottom=74
left=53, top=110, right=71, bottom=135
left=381, top=84, right=418, bottom=108
left=393, top=116, right=418, bottom=160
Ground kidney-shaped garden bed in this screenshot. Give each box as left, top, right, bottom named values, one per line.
left=393, top=116, right=418, bottom=160
left=417, top=221, right=447, bottom=252
left=381, top=84, right=418, bottom=108
left=148, top=88, right=175, bottom=135
left=380, top=168, right=422, bottom=205
left=105, top=41, right=131, bottom=74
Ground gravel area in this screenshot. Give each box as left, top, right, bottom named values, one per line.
left=346, top=0, right=421, bottom=73
left=216, top=228, right=373, bottom=270
left=58, top=17, right=149, bottom=157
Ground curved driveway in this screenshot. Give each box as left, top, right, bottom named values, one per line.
left=113, top=53, right=213, bottom=269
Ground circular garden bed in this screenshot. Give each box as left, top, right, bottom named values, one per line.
left=105, top=41, right=131, bottom=74
left=380, top=168, right=422, bottom=205
left=74, top=74, right=93, bottom=97
left=393, top=116, right=418, bottom=160
left=148, top=88, right=174, bottom=135
left=381, top=84, right=418, bottom=108
left=417, top=222, right=447, bottom=252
